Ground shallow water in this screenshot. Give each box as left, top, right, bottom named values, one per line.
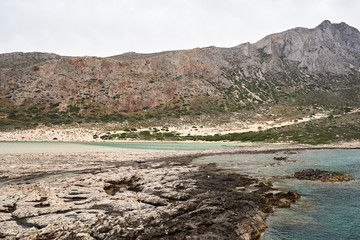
left=78, top=141, right=237, bottom=151
left=0, top=141, right=237, bottom=154
left=193, top=149, right=360, bottom=240
left=0, top=141, right=107, bottom=154
left=0, top=141, right=238, bottom=188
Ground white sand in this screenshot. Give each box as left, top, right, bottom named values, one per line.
left=0, top=109, right=358, bottom=143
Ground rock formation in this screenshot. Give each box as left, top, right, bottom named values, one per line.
left=294, top=168, right=354, bottom=182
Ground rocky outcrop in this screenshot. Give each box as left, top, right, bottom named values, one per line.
left=294, top=168, right=354, bottom=182
left=251, top=20, right=360, bottom=74
left=252, top=181, right=301, bottom=212
left=264, top=191, right=301, bottom=209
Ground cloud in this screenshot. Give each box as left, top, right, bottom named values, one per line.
left=0, top=0, right=359, bottom=57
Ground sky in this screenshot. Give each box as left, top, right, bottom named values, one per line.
left=0, top=0, right=359, bottom=57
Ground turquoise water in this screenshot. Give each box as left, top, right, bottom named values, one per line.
left=76, top=141, right=236, bottom=151
left=193, top=149, right=360, bottom=240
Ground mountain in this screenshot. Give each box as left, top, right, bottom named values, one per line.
left=0, top=20, right=359, bottom=128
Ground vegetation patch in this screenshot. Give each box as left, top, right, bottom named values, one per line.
left=95, top=112, right=360, bottom=145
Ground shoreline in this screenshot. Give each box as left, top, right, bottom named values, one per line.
left=0, top=144, right=358, bottom=239
left=1, top=123, right=360, bottom=150
left=1, top=143, right=359, bottom=186
left=0, top=149, right=295, bottom=239
left=1, top=139, right=359, bottom=150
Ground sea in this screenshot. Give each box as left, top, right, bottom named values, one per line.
left=193, top=149, right=360, bottom=240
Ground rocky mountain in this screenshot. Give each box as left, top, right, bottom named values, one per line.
left=0, top=20, right=359, bottom=127
left=248, top=20, right=360, bottom=73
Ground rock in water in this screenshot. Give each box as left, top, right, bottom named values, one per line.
left=294, top=169, right=354, bottom=182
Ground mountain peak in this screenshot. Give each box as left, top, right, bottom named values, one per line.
left=251, top=20, right=360, bottom=73
left=316, top=20, right=332, bottom=29
left=316, top=20, right=356, bottom=32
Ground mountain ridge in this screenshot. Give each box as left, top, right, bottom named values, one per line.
left=1, top=20, right=359, bottom=129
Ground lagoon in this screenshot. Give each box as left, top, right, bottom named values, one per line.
left=0, top=141, right=237, bottom=154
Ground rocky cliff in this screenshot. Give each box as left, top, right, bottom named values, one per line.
left=249, top=20, right=360, bottom=73
left=0, top=20, right=359, bottom=127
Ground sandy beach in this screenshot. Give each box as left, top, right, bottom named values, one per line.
left=2, top=108, right=359, bottom=143
left=0, top=110, right=338, bottom=142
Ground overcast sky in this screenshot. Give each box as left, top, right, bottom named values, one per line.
left=1, top=0, right=359, bottom=57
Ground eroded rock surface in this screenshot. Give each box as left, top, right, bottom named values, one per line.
left=0, top=152, right=301, bottom=239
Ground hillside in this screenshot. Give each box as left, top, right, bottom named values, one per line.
left=0, top=20, right=359, bottom=130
